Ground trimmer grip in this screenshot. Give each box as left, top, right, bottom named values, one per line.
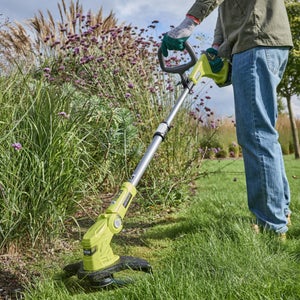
left=158, top=42, right=197, bottom=75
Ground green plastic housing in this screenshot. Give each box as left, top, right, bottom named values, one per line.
left=81, top=182, right=137, bottom=272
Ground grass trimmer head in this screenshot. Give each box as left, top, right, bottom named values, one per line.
left=63, top=182, right=152, bottom=288
left=63, top=42, right=230, bottom=289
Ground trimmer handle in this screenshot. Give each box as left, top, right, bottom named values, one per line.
left=158, top=42, right=198, bottom=75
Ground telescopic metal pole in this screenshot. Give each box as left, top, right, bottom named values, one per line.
left=129, top=80, right=194, bottom=187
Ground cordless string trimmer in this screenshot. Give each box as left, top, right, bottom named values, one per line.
left=63, top=42, right=230, bottom=288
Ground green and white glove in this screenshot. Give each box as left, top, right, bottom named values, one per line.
left=161, top=17, right=197, bottom=57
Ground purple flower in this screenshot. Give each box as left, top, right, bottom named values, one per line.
left=80, top=57, right=88, bottom=64
left=128, top=83, right=134, bottom=89
left=96, top=56, right=105, bottom=63
left=91, top=36, right=98, bottom=43
left=210, top=122, right=216, bottom=129
left=73, top=47, right=80, bottom=55
left=125, top=93, right=131, bottom=98
left=52, top=40, right=60, bottom=46
left=43, top=67, right=51, bottom=73
left=166, top=85, right=174, bottom=92
left=11, top=142, right=22, bottom=151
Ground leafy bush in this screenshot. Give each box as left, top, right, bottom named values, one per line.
left=215, top=148, right=228, bottom=158
left=199, top=130, right=222, bottom=159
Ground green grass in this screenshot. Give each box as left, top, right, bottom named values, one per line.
left=23, top=156, right=300, bottom=300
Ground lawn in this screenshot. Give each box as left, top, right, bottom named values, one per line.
left=23, top=156, right=300, bottom=300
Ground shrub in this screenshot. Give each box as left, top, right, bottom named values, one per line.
left=199, top=128, right=223, bottom=159
left=228, top=141, right=240, bottom=158
left=289, top=141, right=295, bottom=154
left=281, top=144, right=290, bottom=155
left=215, top=148, right=228, bottom=158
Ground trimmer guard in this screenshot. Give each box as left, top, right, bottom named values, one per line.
left=64, top=256, right=152, bottom=287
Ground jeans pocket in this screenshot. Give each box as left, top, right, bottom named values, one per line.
left=264, top=47, right=289, bottom=78
left=264, top=48, right=278, bottom=75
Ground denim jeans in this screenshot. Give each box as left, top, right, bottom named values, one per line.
left=232, top=47, right=291, bottom=233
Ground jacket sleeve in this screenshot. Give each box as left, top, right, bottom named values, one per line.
left=213, top=8, right=223, bottom=46
left=187, top=0, right=224, bottom=21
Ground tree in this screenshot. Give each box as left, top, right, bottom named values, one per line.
left=278, top=1, right=300, bottom=159
left=279, top=1, right=300, bottom=158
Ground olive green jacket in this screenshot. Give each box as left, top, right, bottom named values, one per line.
left=187, top=0, right=293, bottom=58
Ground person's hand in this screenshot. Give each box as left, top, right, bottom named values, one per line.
left=161, top=17, right=197, bottom=57
left=203, top=47, right=224, bottom=73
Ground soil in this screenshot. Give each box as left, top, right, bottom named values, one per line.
left=0, top=193, right=119, bottom=299
left=0, top=253, right=40, bottom=299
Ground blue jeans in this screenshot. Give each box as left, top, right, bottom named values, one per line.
left=232, top=47, right=291, bottom=233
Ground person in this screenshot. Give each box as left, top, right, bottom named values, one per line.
left=160, top=0, right=293, bottom=237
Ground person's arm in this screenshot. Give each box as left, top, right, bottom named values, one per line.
left=212, top=8, right=223, bottom=50
left=161, top=0, right=224, bottom=57
left=211, top=5, right=232, bottom=59
left=187, top=0, right=224, bottom=23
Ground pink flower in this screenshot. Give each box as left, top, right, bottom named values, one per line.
left=58, top=112, right=70, bottom=119
left=11, top=142, right=22, bottom=151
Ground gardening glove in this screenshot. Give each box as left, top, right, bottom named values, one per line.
left=161, top=17, right=198, bottom=57
left=202, top=47, right=224, bottom=73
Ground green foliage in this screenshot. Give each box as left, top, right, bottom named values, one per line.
left=0, top=74, right=141, bottom=250
left=278, top=1, right=300, bottom=158
left=278, top=1, right=300, bottom=98
left=0, top=76, right=87, bottom=249
left=282, top=143, right=290, bottom=155
left=228, top=141, right=240, bottom=158
left=199, top=126, right=222, bottom=159
left=79, top=95, right=142, bottom=189
left=215, top=148, right=228, bottom=158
